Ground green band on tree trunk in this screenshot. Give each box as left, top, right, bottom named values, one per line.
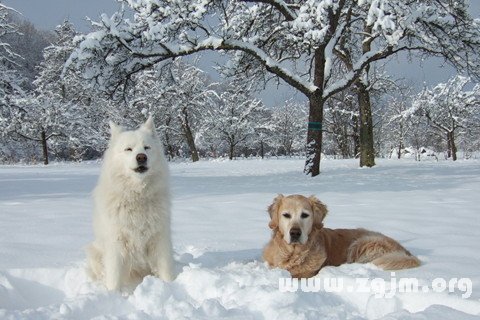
left=308, top=122, right=322, bottom=131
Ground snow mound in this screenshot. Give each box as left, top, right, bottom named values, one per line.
left=1, top=159, right=480, bottom=319
left=1, top=256, right=480, bottom=319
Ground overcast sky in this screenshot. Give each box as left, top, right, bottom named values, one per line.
left=4, top=0, right=480, bottom=106
left=4, top=0, right=120, bottom=31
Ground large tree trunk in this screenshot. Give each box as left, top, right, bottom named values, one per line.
left=260, top=140, right=264, bottom=159
left=304, top=49, right=325, bottom=177
left=356, top=81, right=375, bottom=167
left=356, top=23, right=375, bottom=168
left=180, top=108, right=200, bottom=162
left=41, top=130, right=49, bottom=165
left=305, top=94, right=324, bottom=177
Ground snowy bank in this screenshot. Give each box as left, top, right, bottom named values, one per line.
left=1, top=158, right=480, bottom=319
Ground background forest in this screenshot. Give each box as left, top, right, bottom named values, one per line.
left=1, top=1, right=479, bottom=172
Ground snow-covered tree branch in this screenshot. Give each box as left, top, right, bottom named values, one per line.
left=66, top=0, right=480, bottom=175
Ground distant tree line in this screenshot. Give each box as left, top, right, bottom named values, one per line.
left=0, top=3, right=479, bottom=167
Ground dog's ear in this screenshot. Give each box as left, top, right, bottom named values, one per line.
left=141, top=115, right=155, bottom=134
left=267, top=194, right=284, bottom=229
left=308, top=195, right=328, bottom=227
left=109, top=121, right=123, bottom=139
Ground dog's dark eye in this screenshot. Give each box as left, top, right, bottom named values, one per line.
left=125, top=148, right=132, bottom=152
left=282, top=213, right=291, bottom=219
left=144, top=146, right=151, bottom=150
left=301, top=213, right=310, bottom=219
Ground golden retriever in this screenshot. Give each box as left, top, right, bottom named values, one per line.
left=263, top=194, right=420, bottom=278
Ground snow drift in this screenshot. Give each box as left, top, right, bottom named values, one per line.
left=1, top=158, right=480, bottom=319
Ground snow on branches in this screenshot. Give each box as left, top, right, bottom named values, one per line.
left=406, top=75, right=480, bottom=160
left=68, top=0, right=480, bottom=99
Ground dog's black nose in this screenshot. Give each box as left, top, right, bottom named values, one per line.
left=290, top=228, right=301, bottom=241
left=136, top=153, right=147, bottom=164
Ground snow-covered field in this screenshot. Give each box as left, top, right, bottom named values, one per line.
left=1, top=158, right=480, bottom=319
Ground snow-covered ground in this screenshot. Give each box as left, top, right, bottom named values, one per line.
left=1, top=158, right=480, bottom=319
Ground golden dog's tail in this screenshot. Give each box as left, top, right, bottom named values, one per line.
left=372, top=251, right=421, bottom=270
left=348, top=234, right=420, bottom=270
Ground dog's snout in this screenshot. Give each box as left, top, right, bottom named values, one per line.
left=136, top=153, right=147, bottom=164
left=290, top=228, right=302, bottom=241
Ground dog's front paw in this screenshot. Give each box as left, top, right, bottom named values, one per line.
left=153, top=268, right=176, bottom=282
left=162, top=271, right=176, bottom=282
left=105, top=282, right=120, bottom=291
left=105, top=276, right=122, bottom=291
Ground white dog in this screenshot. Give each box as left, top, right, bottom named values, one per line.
left=86, top=117, right=175, bottom=291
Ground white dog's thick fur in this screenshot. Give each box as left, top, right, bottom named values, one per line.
left=86, top=117, right=175, bottom=291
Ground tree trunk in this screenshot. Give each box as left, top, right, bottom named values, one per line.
left=446, top=132, right=452, bottom=159
left=165, top=138, right=175, bottom=160
left=446, top=138, right=451, bottom=158
left=164, top=118, right=175, bottom=160
left=180, top=108, right=199, bottom=162
left=355, top=23, right=376, bottom=168
left=397, top=122, right=404, bottom=159
left=451, top=136, right=457, bottom=161
left=260, top=140, right=264, bottom=159
left=447, top=131, right=457, bottom=161
left=286, top=142, right=292, bottom=156
left=305, top=93, right=324, bottom=177
left=304, top=48, right=325, bottom=177
left=339, top=134, right=348, bottom=159
left=356, top=81, right=375, bottom=167
left=229, top=143, right=234, bottom=160
left=183, top=124, right=200, bottom=162
left=352, top=115, right=360, bottom=158
left=210, top=146, right=217, bottom=158
left=41, top=130, right=49, bottom=165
